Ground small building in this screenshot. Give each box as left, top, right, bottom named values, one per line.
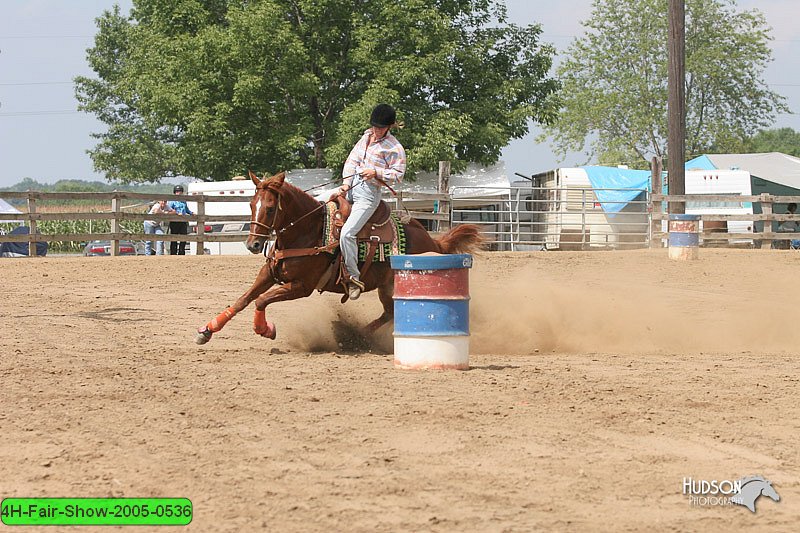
left=686, top=152, right=800, bottom=232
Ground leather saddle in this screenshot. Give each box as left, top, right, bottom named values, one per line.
left=331, top=197, right=394, bottom=243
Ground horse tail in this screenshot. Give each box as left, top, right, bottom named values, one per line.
left=433, top=224, right=486, bottom=254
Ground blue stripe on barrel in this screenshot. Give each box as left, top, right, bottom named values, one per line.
left=390, top=254, right=473, bottom=271
left=393, top=299, right=470, bottom=336
left=669, top=231, right=700, bottom=247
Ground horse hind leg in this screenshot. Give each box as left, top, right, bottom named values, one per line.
left=365, top=277, right=394, bottom=333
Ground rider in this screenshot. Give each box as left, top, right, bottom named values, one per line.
left=337, top=103, right=406, bottom=300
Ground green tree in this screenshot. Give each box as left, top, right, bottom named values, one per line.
left=740, top=128, right=800, bottom=158
left=543, top=0, right=788, bottom=168
left=76, top=0, right=560, bottom=183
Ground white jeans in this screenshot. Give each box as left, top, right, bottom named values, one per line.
left=340, top=178, right=381, bottom=279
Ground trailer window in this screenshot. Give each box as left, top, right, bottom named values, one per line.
left=686, top=194, right=744, bottom=209
left=454, top=205, right=499, bottom=223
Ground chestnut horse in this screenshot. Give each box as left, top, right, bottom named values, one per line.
left=195, top=171, right=483, bottom=344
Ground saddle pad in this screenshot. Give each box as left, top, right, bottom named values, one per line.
left=322, top=202, right=407, bottom=262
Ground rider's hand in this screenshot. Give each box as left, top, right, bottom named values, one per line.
left=361, top=168, right=377, bottom=180
left=338, top=184, right=351, bottom=194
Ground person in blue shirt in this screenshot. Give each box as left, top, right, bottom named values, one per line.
left=167, top=184, right=193, bottom=255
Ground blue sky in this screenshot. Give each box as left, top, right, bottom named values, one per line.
left=0, top=0, right=797, bottom=186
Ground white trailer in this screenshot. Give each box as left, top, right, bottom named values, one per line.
left=541, top=168, right=649, bottom=250
left=682, top=169, right=754, bottom=239
left=187, top=178, right=255, bottom=255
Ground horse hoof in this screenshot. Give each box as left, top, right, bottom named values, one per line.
left=195, top=327, right=212, bottom=345
left=261, top=322, right=277, bottom=340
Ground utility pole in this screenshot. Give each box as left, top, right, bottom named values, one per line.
left=667, top=0, right=686, bottom=214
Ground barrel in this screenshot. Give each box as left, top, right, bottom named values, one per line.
left=390, top=253, right=472, bottom=370
left=668, top=214, right=700, bottom=260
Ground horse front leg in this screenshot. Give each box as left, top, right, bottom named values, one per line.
left=252, top=280, right=314, bottom=340
left=195, top=264, right=275, bottom=344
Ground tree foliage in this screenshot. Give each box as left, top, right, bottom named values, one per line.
left=76, top=0, right=560, bottom=182
left=543, top=0, right=788, bottom=168
left=739, top=128, right=800, bottom=158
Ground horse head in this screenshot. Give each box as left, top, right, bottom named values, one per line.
left=734, top=476, right=781, bottom=513
left=246, top=170, right=286, bottom=254
left=760, top=480, right=780, bottom=502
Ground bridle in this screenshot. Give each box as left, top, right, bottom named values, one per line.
left=248, top=187, right=281, bottom=239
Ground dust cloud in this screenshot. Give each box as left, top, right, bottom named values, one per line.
left=468, top=256, right=794, bottom=356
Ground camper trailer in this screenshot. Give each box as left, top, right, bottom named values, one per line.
left=535, top=168, right=650, bottom=250
left=187, top=178, right=255, bottom=255
left=683, top=169, right=754, bottom=241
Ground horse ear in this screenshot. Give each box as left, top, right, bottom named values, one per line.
left=248, top=170, right=260, bottom=186
left=271, top=171, right=286, bottom=188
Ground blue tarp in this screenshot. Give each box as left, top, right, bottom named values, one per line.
left=581, top=166, right=652, bottom=213
left=685, top=155, right=716, bottom=170
left=0, top=226, right=48, bottom=257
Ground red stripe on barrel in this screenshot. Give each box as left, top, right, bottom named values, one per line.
left=393, top=269, right=470, bottom=299
left=669, top=220, right=699, bottom=232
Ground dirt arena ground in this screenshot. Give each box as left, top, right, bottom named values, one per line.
left=2, top=249, right=799, bottom=531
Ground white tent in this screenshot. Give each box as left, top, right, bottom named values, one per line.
left=299, top=163, right=510, bottom=201
left=0, top=198, right=23, bottom=225
left=397, top=162, right=510, bottom=198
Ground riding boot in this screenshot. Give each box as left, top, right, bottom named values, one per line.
left=346, top=277, right=365, bottom=300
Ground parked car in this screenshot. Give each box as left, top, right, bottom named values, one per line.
left=82, top=240, right=138, bottom=256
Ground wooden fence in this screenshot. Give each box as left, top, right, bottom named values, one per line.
left=5, top=190, right=800, bottom=256
left=651, top=193, right=800, bottom=248
left=0, top=191, right=253, bottom=256
left=0, top=190, right=453, bottom=256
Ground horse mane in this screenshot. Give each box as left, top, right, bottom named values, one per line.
left=277, top=180, right=323, bottom=214
left=739, top=476, right=767, bottom=486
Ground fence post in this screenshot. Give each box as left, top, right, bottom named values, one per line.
left=196, top=196, right=206, bottom=255
left=761, top=193, right=773, bottom=250
left=650, top=157, right=663, bottom=248
left=581, top=189, right=587, bottom=249
left=437, top=161, right=451, bottom=232
left=27, top=193, right=37, bottom=257
left=111, top=193, right=120, bottom=256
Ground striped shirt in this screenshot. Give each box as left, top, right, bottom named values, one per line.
left=343, top=129, right=406, bottom=186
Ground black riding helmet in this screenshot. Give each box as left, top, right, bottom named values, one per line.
left=370, top=103, right=396, bottom=128
left=173, top=185, right=185, bottom=193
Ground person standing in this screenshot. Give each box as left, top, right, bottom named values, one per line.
left=778, top=202, right=800, bottom=250
left=336, top=103, right=406, bottom=300
left=143, top=200, right=174, bottom=255
left=168, top=185, right=193, bottom=255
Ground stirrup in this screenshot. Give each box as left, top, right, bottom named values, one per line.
left=346, top=277, right=365, bottom=300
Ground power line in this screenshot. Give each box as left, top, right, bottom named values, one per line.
left=0, top=110, right=80, bottom=116
left=0, top=35, right=93, bottom=39
left=0, top=81, right=73, bottom=86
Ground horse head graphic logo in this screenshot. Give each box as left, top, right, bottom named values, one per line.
left=731, top=476, right=780, bottom=513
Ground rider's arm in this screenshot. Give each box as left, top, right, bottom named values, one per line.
left=343, top=132, right=368, bottom=186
